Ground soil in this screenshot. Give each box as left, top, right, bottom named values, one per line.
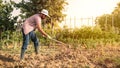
left=0, top=44, right=120, bottom=68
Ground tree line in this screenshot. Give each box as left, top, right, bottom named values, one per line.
left=0, top=0, right=67, bottom=34
left=95, top=2, right=120, bottom=34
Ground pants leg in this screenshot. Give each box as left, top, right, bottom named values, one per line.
left=30, top=31, right=39, bottom=54
left=20, top=29, right=30, bottom=60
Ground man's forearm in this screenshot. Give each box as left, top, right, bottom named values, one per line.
left=38, top=29, right=48, bottom=37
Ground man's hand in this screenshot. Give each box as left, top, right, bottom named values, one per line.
left=47, top=35, right=52, bottom=39
left=42, top=35, right=46, bottom=38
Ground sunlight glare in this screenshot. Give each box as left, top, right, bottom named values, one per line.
left=60, top=0, right=120, bottom=28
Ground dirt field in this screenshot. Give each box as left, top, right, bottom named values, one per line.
left=0, top=44, right=120, bottom=68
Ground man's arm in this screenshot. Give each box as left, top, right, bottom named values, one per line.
left=36, top=22, right=48, bottom=37
left=35, top=15, right=52, bottom=39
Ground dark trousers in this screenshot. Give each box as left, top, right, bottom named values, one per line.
left=20, top=29, right=39, bottom=59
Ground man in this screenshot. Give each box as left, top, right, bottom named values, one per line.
left=20, top=9, right=52, bottom=60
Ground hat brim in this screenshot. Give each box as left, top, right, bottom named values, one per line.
left=41, top=13, right=50, bottom=17
left=46, top=15, right=50, bottom=17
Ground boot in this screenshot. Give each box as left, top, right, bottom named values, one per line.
left=20, top=49, right=25, bottom=60
left=35, top=46, right=39, bottom=54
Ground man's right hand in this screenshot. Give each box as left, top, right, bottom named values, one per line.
left=47, top=35, right=52, bottom=39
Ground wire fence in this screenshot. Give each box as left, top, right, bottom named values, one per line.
left=59, top=16, right=120, bottom=33
left=60, top=16, right=96, bottom=28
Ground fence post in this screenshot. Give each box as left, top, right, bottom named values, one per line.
left=80, top=18, right=83, bottom=26
left=112, top=15, right=114, bottom=31
left=105, top=15, right=107, bottom=31
left=74, top=16, right=76, bottom=28
left=92, top=16, right=94, bottom=26
left=70, top=16, right=71, bottom=28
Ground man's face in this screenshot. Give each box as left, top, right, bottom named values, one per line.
left=41, top=14, right=47, bottom=19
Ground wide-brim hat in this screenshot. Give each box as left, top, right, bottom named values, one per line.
left=40, top=9, right=50, bottom=17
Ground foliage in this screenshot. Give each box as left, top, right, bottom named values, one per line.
left=0, top=0, right=18, bottom=32
left=95, top=14, right=113, bottom=31
left=55, top=26, right=119, bottom=40
left=95, top=2, right=120, bottom=33
left=48, top=26, right=120, bottom=46
left=112, top=2, right=120, bottom=29
left=14, top=0, right=68, bottom=23
left=1, top=25, right=120, bottom=50
left=0, top=30, right=22, bottom=48
left=29, top=26, right=120, bottom=48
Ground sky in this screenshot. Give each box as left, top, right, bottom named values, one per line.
left=65, top=0, right=120, bottom=17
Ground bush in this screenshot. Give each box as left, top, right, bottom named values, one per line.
left=54, top=26, right=120, bottom=44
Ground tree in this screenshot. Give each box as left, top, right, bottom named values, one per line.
left=0, top=0, right=18, bottom=32
left=15, top=0, right=68, bottom=25
left=95, top=14, right=113, bottom=31
left=111, top=2, right=120, bottom=29
left=95, top=2, right=120, bottom=33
